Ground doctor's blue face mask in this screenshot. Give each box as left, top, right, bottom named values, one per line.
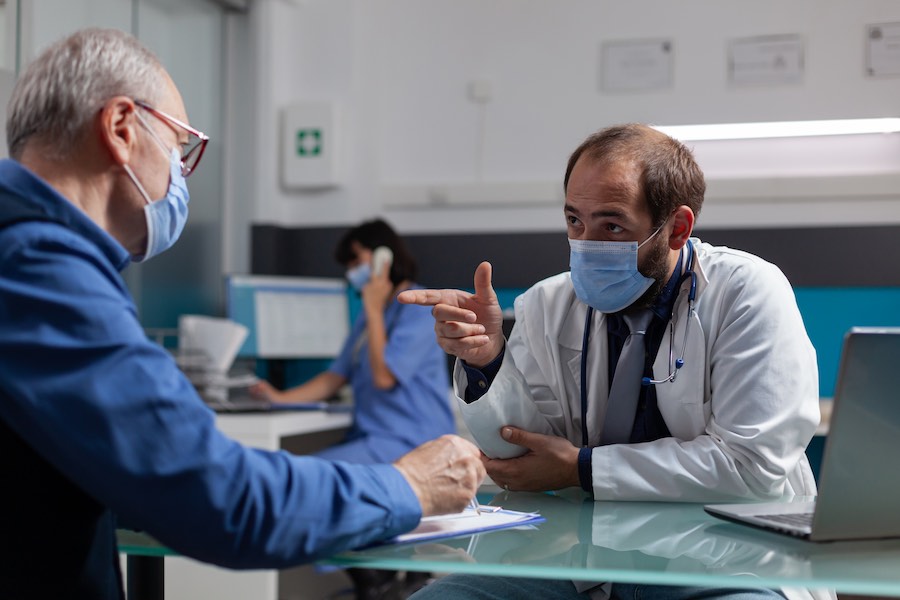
left=569, top=223, right=665, bottom=313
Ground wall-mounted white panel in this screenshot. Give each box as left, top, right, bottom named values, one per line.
left=382, top=181, right=562, bottom=209
left=380, top=173, right=900, bottom=232
left=280, top=101, right=340, bottom=189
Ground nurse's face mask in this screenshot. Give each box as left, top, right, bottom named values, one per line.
left=346, top=263, right=372, bottom=292
left=569, top=222, right=665, bottom=313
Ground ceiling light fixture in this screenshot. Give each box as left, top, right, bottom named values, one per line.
left=653, top=118, right=900, bottom=141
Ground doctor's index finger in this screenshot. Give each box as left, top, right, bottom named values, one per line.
left=397, top=287, right=471, bottom=308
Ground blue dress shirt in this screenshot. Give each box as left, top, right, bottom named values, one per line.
left=576, top=250, right=682, bottom=491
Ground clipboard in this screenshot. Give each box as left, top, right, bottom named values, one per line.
left=378, top=506, right=545, bottom=547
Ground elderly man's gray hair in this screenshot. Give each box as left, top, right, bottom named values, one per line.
left=6, top=27, right=165, bottom=161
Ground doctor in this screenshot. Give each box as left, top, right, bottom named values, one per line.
left=401, top=123, right=820, bottom=600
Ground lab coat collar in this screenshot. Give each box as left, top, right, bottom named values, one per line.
left=558, top=283, right=602, bottom=351
left=687, top=237, right=710, bottom=299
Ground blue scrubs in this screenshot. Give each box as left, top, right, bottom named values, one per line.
left=321, top=296, right=455, bottom=464
left=0, top=160, right=421, bottom=596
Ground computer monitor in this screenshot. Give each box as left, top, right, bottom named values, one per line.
left=226, top=274, right=350, bottom=359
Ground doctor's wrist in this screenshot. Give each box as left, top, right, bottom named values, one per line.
left=577, top=447, right=593, bottom=494
left=461, top=346, right=505, bottom=403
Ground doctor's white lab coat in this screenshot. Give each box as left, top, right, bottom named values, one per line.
left=456, top=238, right=820, bottom=502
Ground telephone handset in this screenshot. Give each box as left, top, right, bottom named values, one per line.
left=372, top=246, right=393, bottom=278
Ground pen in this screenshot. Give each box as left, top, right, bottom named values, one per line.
left=468, top=496, right=482, bottom=516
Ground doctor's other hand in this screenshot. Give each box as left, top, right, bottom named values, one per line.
left=397, top=261, right=504, bottom=368
left=483, top=427, right=580, bottom=493
left=394, top=434, right=486, bottom=517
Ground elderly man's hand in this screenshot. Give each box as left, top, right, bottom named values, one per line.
left=394, top=435, right=486, bottom=516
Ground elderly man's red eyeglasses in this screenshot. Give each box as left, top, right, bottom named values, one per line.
left=134, top=100, right=209, bottom=178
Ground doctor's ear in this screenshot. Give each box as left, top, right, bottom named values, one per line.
left=668, top=205, right=694, bottom=250
left=98, top=96, right=140, bottom=167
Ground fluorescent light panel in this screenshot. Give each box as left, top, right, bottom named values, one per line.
left=653, top=118, right=900, bottom=141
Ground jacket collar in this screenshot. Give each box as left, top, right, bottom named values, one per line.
left=0, top=159, right=131, bottom=271
left=558, top=281, right=602, bottom=350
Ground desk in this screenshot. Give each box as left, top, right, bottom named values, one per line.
left=130, top=409, right=351, bottom=600
left=117, top=529, right=174, bottom=600
left=214, top=407, right=353, bottom=451
left=326, top=491, right=900, bottom=598
left=125, top=406, right=847, bottom=599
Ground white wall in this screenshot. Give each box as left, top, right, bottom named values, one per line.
left=239, top=0, right=900, bottom=241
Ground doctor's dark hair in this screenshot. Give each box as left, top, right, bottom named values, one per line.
left=334, top=219, right=418, bottom=286
left=563, top=123, right=706, bottom=227
left=7, top=27, right=165, bottom=161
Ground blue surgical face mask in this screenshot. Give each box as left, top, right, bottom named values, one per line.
left=346, top=263, right=371, bottom=292
left=569, top=224, right=664, bottom=313
left=126, top=147, right=190, bottom=263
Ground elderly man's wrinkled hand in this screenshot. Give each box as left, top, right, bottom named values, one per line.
left=394, top=435, right=486, bottom=517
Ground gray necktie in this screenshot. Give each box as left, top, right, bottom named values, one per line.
left=600, top=308, right=653, bottom=445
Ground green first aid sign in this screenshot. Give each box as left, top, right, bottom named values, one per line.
left=296, top=128, right=322, bottom=156
left=281, top=102, right=338, bottom=188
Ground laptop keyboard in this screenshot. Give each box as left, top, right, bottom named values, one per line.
left=756, top=512, right=814, bottom=529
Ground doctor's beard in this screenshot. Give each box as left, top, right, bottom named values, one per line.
left=631, top=232, right=673, bottom=310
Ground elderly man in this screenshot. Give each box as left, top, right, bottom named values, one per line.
left=0, top=28, right=483, bottom=599
left=401, top=124, right=822, bottom=600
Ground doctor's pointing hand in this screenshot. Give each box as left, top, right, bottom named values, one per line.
left=398, top=261, right=505, bottom=369
left=398, top=262, right=580, bottom=492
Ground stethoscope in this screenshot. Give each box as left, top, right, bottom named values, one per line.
left=579, top=240, right=697, bottom=447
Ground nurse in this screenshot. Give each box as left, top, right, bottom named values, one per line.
left=251, top=219, right=456, bottom=464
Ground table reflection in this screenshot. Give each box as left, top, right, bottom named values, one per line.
left=329, top=490, right=900, bottom=593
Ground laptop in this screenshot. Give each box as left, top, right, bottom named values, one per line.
left=201, top=380, right=352, bottom=414
left=207, top=399, right=334, bottom=413
left=205, top=392, right=335, bottom=414
left=704, top=327, right=900, bottom=542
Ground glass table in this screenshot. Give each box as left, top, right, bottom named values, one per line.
left=117, top=529, right=175, bottom=600
left=324, top=490, right=900, bottom=598
left=120, top=490, right=900, bottom=598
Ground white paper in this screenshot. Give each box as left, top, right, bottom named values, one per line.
left=728, top=34, right=804, bottom=86
left=391, top=506, right=542, bottom=545
left=600, top=39, right=673, bottom=92
left=867, top=22, right=900, bottom=77
left=178, top=315, right=249, bottom=373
